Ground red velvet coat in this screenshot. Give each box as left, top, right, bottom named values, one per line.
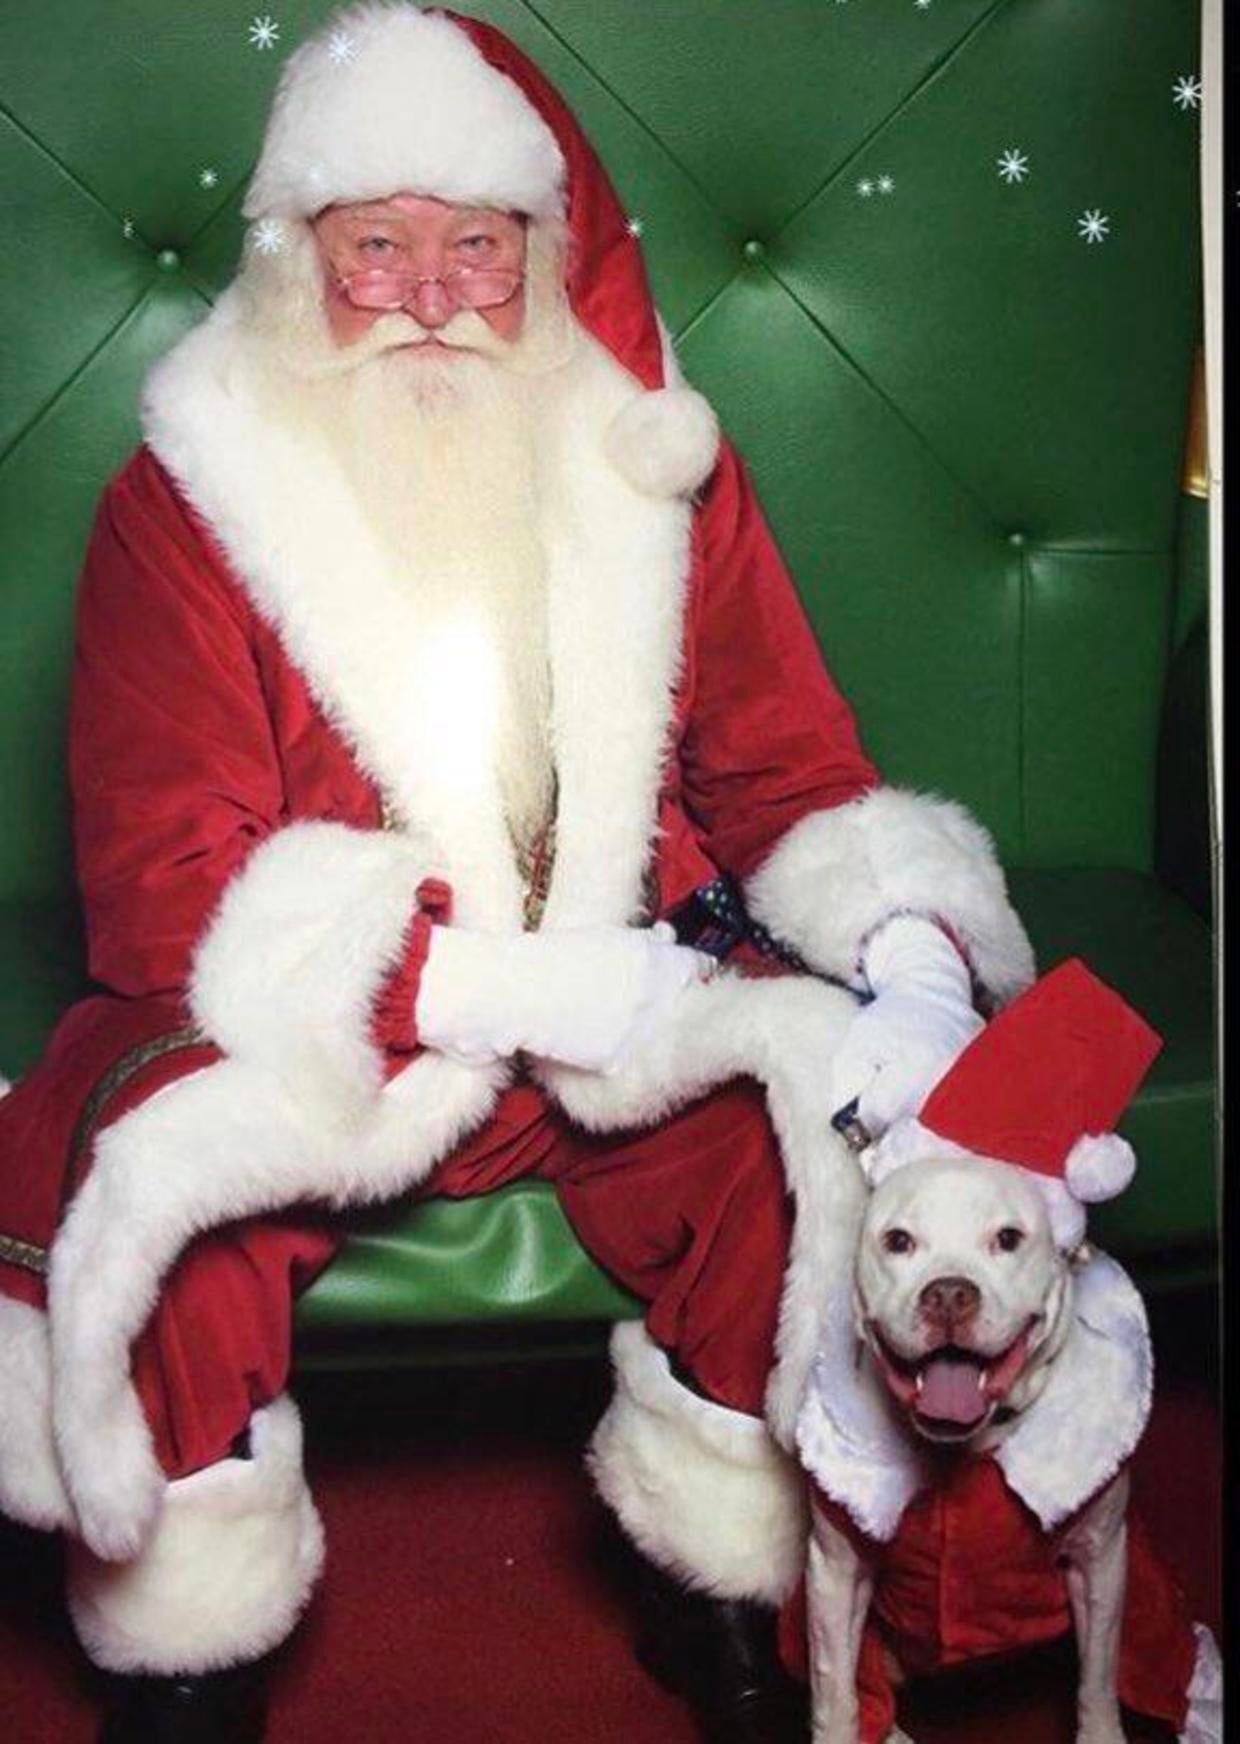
left=0, top=432, right=878, bottom=1307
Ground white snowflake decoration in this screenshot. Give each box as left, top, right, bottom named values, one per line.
left=914, top=0, right=934, bottom=10
left=997, top=148, right=1029, bottom=184
left=626, top=216, right=644, bottom=238
left=249, top=15, right=280, bottom=51
left=251, top=217, right=286, bottom=256
left=327, top=29, right=357, bottom=65
left=1172, top=75, right=1202, bottom=111
left=856, top=178, right=875, bottom=198
left=876, top=174, right=895, bottom=195
left=1077, top=209, right=1110, bottom=245
left=199, top=167, right=219, bottom=189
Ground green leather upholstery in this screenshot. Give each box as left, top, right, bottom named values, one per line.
left=0, top=1, right=1215, bottom=1350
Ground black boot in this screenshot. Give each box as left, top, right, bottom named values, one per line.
left=97, top=1660, right=268, bottom=1744
left=633, top=1560, right=810, bottom=1743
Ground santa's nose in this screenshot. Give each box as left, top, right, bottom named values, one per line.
left=405, top=279, right=453, bottom=327
left=919, top=1275, right=980, bottom=1327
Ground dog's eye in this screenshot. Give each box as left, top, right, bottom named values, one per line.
left=994, top=1226, right=1025, bottom=1253
left=882, top=1228, right=916, bottom=1256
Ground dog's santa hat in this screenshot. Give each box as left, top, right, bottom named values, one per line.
left=240, top=0, right=718, bottom=498
left=863, top=959, right=1163, bottom=1250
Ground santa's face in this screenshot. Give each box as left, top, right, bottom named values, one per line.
left=240, top=196, right=573, bottom=852
left=311, top=192, right=528, bottom=350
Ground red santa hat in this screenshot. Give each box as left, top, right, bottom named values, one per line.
left=862, top=959, right=1163, bottom=1250
left=240, top=1, right=719, bottom=498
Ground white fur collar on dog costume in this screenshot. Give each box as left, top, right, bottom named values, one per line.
left=796, top=1248, right=1152, bottom=1541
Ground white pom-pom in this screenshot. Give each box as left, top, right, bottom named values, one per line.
left=604, top=387, right=719, bottom=498
left=1065, top=1133, right=1137, bottom=1204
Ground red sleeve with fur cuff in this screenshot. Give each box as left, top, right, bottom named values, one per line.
left=370, top=877, right=454, bottom=1068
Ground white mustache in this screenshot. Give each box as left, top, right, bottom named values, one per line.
left=282, top=304, right=511, bottom=381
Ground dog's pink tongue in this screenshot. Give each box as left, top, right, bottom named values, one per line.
left=918, top=1357, right=985, bottom=1424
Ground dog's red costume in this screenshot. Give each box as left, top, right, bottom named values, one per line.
left=786, top=964, right=1221, bottom=1740
left=782, top=1457, right=1206, bottom=1741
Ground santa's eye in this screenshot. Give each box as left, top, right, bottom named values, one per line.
left=360, top=235, right=397, bottom=253
left=995, top=1226, right=1025, bottom=1253
left=882, top=1228, right=915, bottom=1256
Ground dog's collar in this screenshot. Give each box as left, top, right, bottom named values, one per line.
left=796, top=1249, right=1152, bottom=1541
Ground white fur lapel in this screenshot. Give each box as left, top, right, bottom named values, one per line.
left=795, top=1282, right=926, bottom=1543
left=995, top=1249, right=1152, bottom=1531
left=795, top=1249, right=1152, bottom=1543
left=141, top=296, right=689, bottom=934
left=533, top=341, right=691, bottom=930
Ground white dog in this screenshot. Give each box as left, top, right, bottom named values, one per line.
left=798, top=1151, right=1197, bottom=1744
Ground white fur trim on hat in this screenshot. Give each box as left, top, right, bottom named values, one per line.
left=864, top=1117, right=1088, bottom=1251
left=243, top=3, right=566, bottom=221
left=1065, top=1132, right=1137, bottom=1203
left=604, top=387, right=720, bottom=499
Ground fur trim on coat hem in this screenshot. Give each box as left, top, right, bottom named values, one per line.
left=51, top=968, right=861, bottom=1562
left=0, top=1296, right=74, bottom=1532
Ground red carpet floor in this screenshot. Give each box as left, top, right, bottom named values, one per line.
left=1, top=1294, right=1220, bottom=1743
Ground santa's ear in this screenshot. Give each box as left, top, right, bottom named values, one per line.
left=604, top=386, right=719, bottom=498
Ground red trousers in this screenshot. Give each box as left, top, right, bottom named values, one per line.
left=130, top=1076, right=794, bottom=1480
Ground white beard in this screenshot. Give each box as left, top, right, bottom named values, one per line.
left=243, top=273, right=561, bottom=858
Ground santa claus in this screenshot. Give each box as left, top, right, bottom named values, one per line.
left=0, top=6, right=1035, bottom=1741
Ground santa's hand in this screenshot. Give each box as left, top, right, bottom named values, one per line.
left=415, top=921, right=715, bottom=1073
left=829, top=914, right=984, bottom=1138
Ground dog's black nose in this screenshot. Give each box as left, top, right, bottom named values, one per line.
left=919, top=1275, right=980, bottom=1326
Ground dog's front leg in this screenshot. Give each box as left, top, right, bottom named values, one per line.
left=1059, top=1470, right=1129, bottom=1744
left=806, top=1497, right=874, bottom=1744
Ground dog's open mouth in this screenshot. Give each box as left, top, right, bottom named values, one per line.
left=870, top=1318, right=1041, bottom=1441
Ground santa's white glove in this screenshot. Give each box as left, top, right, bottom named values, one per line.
left=830, top=914, right=984, bottom=1139
left=415, top=920, right=716, bottom=1074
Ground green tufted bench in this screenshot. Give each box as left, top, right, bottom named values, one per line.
left=0, top=1, right=1215, bottom=1369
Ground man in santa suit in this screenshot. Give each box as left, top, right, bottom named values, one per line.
left=0, top=7, right=1035, bottom=1741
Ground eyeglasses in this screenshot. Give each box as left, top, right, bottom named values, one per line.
left=332, top=266, right=524, bottom=315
